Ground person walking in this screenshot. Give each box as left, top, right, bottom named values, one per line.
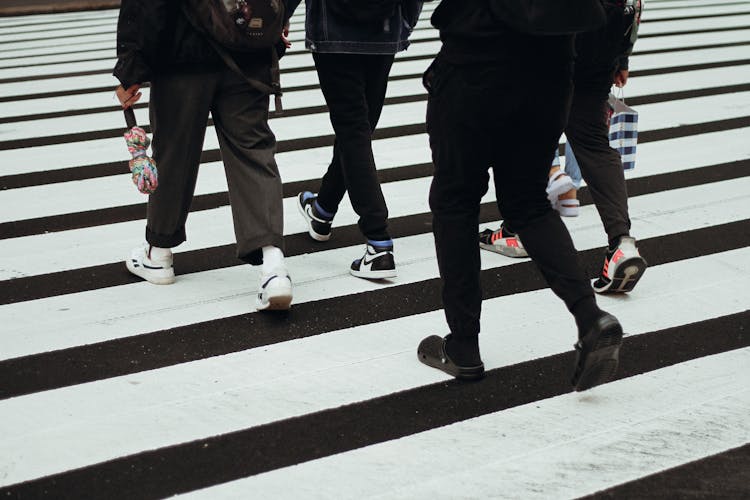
left=114, top=0, right=293, bottom=311
left=479, top=0, right=647, bottom=295
left=289, top=0, right=422, bottom=279
left=417, top=0, right=624, bottom=392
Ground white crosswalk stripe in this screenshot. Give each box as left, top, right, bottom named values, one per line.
left=1, top=1, right=749, bottom=498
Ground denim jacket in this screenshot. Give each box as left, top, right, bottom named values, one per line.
left=287, top=0, right=422, bottom=55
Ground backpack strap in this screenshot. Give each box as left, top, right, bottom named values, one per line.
left=204, top=35, right=284, bottom=116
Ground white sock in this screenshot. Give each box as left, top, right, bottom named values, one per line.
left=262, top=246, right=285, bottom=274
left=148, top=245, right=172, bottom=260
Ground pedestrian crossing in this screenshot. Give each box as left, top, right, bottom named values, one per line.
left=1, top=1, right=749, bottom=498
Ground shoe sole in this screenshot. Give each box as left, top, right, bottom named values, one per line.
left=417, top=350, right=485, bottom=381
left=126, top=259, right=175, bottom=285
left=574, top=318, right=623, bottom=392
left=479, top=242, right=528, bottom=258
left=296, top=197, right=330, bottom=242
left=257, top=292, right=293, bottom=311
left=594, top=256, right=648, bottom=294
left=350, top=268, right=397, bottom=279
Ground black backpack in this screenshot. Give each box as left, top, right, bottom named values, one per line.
left=183, top=0, right=286, bottom=113
left=184, top=0, right=286, bottom=51
left=490, top=0, right=606, bottom=35
left=327, top=0, right=402, bottom=24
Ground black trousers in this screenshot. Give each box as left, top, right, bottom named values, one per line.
left=426, top=54, right=595, bottom=340
left=312, top=52, right=395, bottom=242
left=146, top=65, right=284, bottom=265
left=566, top=86, right=631, bottom=244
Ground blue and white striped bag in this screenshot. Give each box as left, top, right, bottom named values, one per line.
left=608, top=93, right=638, bottom=170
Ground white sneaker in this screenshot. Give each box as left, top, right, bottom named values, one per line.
left=256, top=266, right=293, bottom=311
left=126, top=244, right=175, bottom=285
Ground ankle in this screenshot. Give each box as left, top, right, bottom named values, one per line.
left=313, top=200, right=335, bottom=220
left=148, top=245, right=172, bottom=260
left=559, top=188, right=577, bottom=200
left=572, top=296, right=603, bottom=339
left=608, top=234, right=628, bottom=251
left=262, top=246, right=285, bottom=275
left=368, top=239, right=393, bottom=251
left=445, top=334, right=482, bottom=366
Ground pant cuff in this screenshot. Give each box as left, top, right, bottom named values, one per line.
left=146, top=226, right=186, bottom=248
left=238, top=234, right=286, bottom=266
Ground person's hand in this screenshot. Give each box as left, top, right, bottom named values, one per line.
left=613, top=69, right=629, bottom=87
left=281, top=21, right=291, bottom=48
left=116, top=84, right=142, bottom=108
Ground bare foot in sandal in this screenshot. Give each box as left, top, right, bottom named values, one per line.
left=546, top=167, right=575, bottom=202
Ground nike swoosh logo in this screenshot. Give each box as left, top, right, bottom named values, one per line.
left=362, top=252, right=388, bottom=266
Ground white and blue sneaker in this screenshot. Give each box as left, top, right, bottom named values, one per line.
left=256, top=266, right=293, bottom=311
left=126, top=244, right=175, bottom=285
left=350, top=243, right=396, bottom=279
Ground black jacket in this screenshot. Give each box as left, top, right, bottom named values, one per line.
left=575, top=0, right=642, bottom=91
left=430, top=0, right=575, bottom=66
left=430, top=0, right=639, bottom=76
left=113, top=0, right=288, bottom=88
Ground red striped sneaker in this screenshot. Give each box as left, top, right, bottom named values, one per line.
left=478, top=226, right=528, bottom=258
left=593, top=236, right=647, bottom=293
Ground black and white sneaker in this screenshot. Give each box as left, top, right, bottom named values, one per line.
left=350, top=243, right=396, bottom=279
left=126, top=244, right=175, bottom=285
left=297, top=191, right=333, bottom=242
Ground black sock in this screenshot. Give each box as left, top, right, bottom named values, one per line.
left=501, top=221, right=516, bottom=235
left=608, top=234, right=627, bottom=252
left=445, top=334, right=482, bottom=366
left=572, top=296, right=603, bottom=340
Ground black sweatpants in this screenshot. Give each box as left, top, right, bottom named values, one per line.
left=426, top=53, right=595, bottom=340
left=312, top=52, right=395, bottom=242
left=566, top=86, right=631, bottom=244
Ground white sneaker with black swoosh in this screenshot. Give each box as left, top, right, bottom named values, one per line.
left=256, top=266, right=293, bottom=311
left=126, top=244, right=175, bottom=285
left=350, top=243, right=396, bottom=279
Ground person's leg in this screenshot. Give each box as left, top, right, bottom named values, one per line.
left=565, top=88, right=646, bottom=293
left=126, top=71, right=216, bottom=284
left=211, top=65, right=285, bottom=266
left=313, top=52, right=391, bottom=242
left=146, top=71, right=216, bottom=248
left=493, top=62, right=623, bottom=391
left=565, top=89, right=630, bottom=244
left=492, top=61, right=603, bottom=339
left=421, top=57, right=494, bottom=375
left=563, top=141, right=583, bottom=189
left=211, top=66, right=291, bottom=310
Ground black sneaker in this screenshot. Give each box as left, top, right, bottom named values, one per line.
left=417, top=334, right=485, bottom=381
left=350, top=243, right=396, bottom=279
left=297, top=191, right=333, bottom=242
left=478, top=226, right=528, bottom=258
left=593, top=236, right=647, bottom=294
left=572, top=312, right=623, bottom=392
